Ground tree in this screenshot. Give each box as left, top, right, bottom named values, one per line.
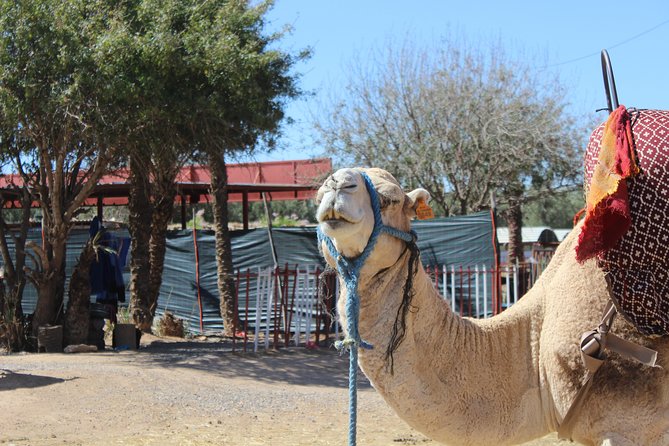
left=127, top=147, right=190, bottom=332
left=161, top=0, right=306, bottom=336
left=316, top=36, right=590, bottom=264
left=0, top=0, right=135, bottom=335
left=0, top=0, right=304, bottom=340
left=0, top=132, right=33, bottom=351
left=91, top=0, right=201, bottom=332
left=523, top=189, right=584, bottom=229
left=105, top=0, right=306, bottom=335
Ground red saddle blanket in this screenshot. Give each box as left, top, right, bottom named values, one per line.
left=581, top=107, right=669, bottom=337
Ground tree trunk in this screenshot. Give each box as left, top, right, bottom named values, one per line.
left=145, top=177, right=177, bottom=328
left=0, top=278, right=29, bottom=351
left=63, top=241, right=96, bottom=346
left=209, top=152, right=239, bottom=337
left=128, top=154, right=154, bottom=331
left=31, top=235, right=67, bottom=337
left=503, top=198, right=524, bottom=266
left=0, top=283, right=25, bottom=352
left=502, top=197, right=528, bottom=298
left=0, top=201, right=31, bottom=351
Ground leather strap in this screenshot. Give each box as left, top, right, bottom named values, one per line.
left=557, top=301, right=659, bottom=440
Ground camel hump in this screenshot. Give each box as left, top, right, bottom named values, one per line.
left=582, top=108, right=669, bottom=337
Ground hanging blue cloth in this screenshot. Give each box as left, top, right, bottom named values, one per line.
left=89, top=217, right=128, bottom=304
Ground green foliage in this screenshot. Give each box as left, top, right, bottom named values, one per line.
left=0, top=0, right=131, bottom=154
left=0, top=0, right=306, bottom=336
left=228, top=200, right=318, bottom=226
left=523, top=189, right=584, bottom=229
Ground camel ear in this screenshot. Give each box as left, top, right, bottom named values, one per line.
left=404, top=188, right=431, bottom=219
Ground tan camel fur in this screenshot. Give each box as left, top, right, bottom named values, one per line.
left=316, top=167, right=669, bottom=446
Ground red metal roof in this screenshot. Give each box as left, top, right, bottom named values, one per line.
left=0, top=158, right=332, bottom=207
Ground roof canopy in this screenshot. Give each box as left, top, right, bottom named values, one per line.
left=0, top=158, right=332, bottom=229
left=0, top=158, right=332, bottom=207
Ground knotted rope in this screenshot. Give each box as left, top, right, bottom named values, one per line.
left=317, top=171, right=414, bottom=446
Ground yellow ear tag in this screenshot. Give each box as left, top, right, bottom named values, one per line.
left=415, top=199, right=434, bottom=220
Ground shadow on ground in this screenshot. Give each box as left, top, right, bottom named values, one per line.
left=131, top=340, right=372, bottom=389
left=0, top=369, right=72, bottom=391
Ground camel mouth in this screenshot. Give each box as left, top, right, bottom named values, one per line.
left=320, top=219, right=353, bottom=232
left=317, top=207, right=358, bottom=226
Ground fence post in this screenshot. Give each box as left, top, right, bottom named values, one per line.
left=233, top=269, right=240, bottom=352
left=513, top=261, right=519, bottom=305
left=442, top=265, right=447, bottom=301
left=466, top=266, right=472, bottom=317
left=273, top=266, right=280, bottom=349
left=244, top=269, right=250, bottom=352
left=192, top=212, right=204, bottom=334
left=315, top=267, right=322, bottom=345
left=254, top=267, right=262, bottom=353
left=265, top=268, right=272, bottom=351
left=483, top=265, right=488, bottom=318
left=475, top=265, right=480, bottom=318
left=450, top=265, right=456, bottom=310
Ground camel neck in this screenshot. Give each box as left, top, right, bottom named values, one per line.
left=340, top=250, right=551, bottom=445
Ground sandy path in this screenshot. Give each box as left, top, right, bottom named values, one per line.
left=0, top=338, right=562, bottom=445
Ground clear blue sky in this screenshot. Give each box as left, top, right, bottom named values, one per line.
left=252, top=0, right=669, bottom=162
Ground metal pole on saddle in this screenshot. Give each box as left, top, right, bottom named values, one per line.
left=560, top=49, right=662, bottom=441
left=600, top=49, right=619, bottom=113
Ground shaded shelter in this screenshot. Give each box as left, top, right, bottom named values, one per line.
left=0, top=158, right=333, bottom=229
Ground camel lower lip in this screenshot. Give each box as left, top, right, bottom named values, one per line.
left=321, top=219, right=351, bottom=228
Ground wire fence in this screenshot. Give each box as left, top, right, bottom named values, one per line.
left=224, top=252, right=555, bottom=353
left=424, top=260, right=550, bottom=318
left=225, top=264, right=337, bottom=353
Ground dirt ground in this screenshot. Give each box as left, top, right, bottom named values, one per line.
left=0, top=336, right=564, bottom=446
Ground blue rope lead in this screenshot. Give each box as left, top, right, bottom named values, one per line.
left=318, top=171, right=415, bottom=446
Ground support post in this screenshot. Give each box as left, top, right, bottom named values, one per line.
left=96, top=196, right=103, bottom=221
left=242, top=191, right=249, bottom=230
left=180, top=193, right=187, bottom=230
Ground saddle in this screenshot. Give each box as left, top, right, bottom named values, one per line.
left=579, top=107, right=669, bottom=337
left=558, top=51, right=665, bottom=440
left=559, top=106, right=666, bottom=440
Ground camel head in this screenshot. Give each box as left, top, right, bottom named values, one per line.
left=315, top=167, right=430, bottom=272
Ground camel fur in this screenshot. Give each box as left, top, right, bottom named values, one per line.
left=316, top=167, right=669, bottom=446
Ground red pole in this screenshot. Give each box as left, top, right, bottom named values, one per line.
left=492, top=266, right=498, bottom=316
left=192, top=218, right=204, bottom=334
left=467, top=266, right=472, bottom=317
left=244, top=269, right=250, bottom=352
left=233, top=269, right=240, bottom=352
left=490, top=207, right=501, bottom=316
left=282, top=264, right=291, bottom=347
left=459, top=265, right=463, bottom=317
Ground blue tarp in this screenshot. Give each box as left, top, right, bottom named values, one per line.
left=5, top=210, right=495, bottom=331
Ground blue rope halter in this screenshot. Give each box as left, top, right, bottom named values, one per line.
left=317, top=171, right=415, bottom=446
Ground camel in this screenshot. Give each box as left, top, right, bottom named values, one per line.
left=316, top=167, right=669, bottom=446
